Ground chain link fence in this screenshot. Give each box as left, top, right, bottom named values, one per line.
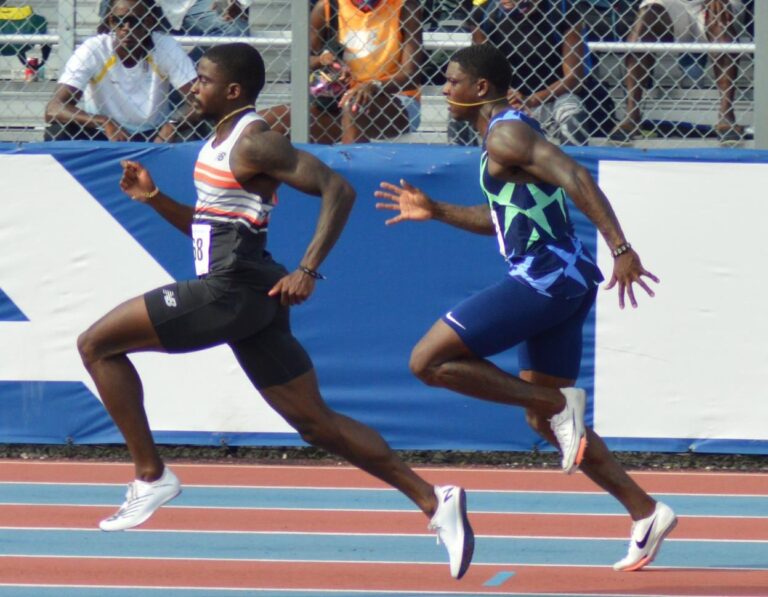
left=0, top=0, right=757, bottom=147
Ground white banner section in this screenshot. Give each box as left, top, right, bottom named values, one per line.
left=0, top=155, right=293, bottom=434
left=595, top=161, right=768, bottom=441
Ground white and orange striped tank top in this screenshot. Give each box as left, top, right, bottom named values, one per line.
left=191, top=112, right=273, bottom=276
left=193, top=111, right=273, bottom=233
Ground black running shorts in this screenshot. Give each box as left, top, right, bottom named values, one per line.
left=144, top=270, right=313, bottom=389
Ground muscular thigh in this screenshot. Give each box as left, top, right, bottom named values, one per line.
left=519, top=287, right=597, bottom=380
left=80, top=294, right=164, bottom=360
left=144, top=276, right=280, bottom=353
left=441, top=277, right=591, bottom=361
left=229, top=306, right=313, bottom=389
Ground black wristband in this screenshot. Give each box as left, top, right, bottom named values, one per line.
left=611, top=242, right=632, bottom=258
left=299, top=265, right=326, bottom=280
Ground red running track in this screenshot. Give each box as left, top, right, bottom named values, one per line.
left=1, top=460, right=767, bottom=596
left=3, top=504, right=768, bottom=541
left=2, top=460, right=767, bottom=493
left=3, top=557, right=768, bottom=596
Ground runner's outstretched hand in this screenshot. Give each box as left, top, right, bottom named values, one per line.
left=375, top=179, right=434, bottom=225
left=604, top=248, right=659, bottom=309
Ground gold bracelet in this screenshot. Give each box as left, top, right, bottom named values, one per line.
left=144, top=187, right=160, bottom=200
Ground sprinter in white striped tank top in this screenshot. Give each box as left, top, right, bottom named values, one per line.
left=77, top=42, right=475, bottom=579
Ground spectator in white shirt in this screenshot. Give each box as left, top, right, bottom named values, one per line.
left=609, top=0, right=747, bottom=146
left=46, top=0, right=198, bottom=142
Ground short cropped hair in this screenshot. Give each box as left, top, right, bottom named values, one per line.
left=451, top=44, right=512, bottom=94
left=203, top=43, right=266, bottom=102
left=98, top=0, right=164, bottom=35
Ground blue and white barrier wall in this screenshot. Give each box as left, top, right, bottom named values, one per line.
left=1, top=142, right=766, bottom=454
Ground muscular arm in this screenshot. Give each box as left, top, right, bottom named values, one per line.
left=119, top=160, right=194, bottom=235
left=431, top=202, right=495, bottom=235
left=527, top=22, right=585, bottom=108
left=46, top=83, right=110, bottom=131
left=309, top=0, right=331, bottom=70
left=380, top=0, right=425, bottom=94
left=145, top=193, right=195, bottom=236
left=295, top=155, right=355, bottom=272
left=486, top=121, right=627, bottom=250
left=237, top=130, right=355, bottom=272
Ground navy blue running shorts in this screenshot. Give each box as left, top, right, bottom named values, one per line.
left=441, top=277, right=598, bottom=380
left=144, top=272, right=313, bottom=389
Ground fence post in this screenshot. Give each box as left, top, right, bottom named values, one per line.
left=754, top=1, right=767, bottom=149
left=58, top=0, right=76, bottom=63
left=290, top=2, right=310, bottom=144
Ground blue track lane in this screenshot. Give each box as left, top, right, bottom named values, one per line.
left=0, top=484, right=766, bottom=516
left=2, top=528, right=767, bottom=569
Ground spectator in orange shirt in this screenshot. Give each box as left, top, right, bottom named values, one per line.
left=260, top=0, right=425, bottom=144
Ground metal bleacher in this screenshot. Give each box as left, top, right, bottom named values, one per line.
left=0, top=0, right=756, bottom=146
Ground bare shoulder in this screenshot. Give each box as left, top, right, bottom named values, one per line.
left=236, top=123, right=298, bottom=171
left=488, top=118, right=581, bottom=186
left=485, top=119, right=538, bottom=167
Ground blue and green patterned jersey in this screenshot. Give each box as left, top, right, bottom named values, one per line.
left=481, top=108, right=603, bottom=298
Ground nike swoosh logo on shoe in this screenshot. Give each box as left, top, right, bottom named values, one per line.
left=636, top=516, right=656, bottom=549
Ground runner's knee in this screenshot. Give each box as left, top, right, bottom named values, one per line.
left=409, top=344, right=440, bottom=385
left=76, top=327, right=104, bottom=368
left=291, top=411, right=341, bottom=449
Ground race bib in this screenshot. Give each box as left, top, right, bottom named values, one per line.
left=191, top=223, right=211, bottom=276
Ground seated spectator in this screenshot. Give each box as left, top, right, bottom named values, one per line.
left=46, top=0, right=199, bottom=142
left=260, top=0, right=425, bottom=144
left=422, top=0, right=474, bottom=30
left=450, top=0, right=611, bottom=147
left=610, top=0, right=747, bottom=145
left=99, top=0, right=251, bottom=37
left=421, top=0, right=474, bottom=86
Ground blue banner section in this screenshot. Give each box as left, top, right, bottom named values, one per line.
left=2, top=141, right=767, bottom=453
left=0, top=288, right=27, bottom=321
left=0, top=382, right=117, bottom=444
